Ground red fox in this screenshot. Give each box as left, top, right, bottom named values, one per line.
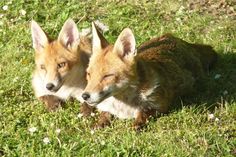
left=31, top=19, right=94, bottom=114
left=82, top=23, right=217, bottom=129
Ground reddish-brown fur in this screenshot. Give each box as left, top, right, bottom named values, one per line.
left=83, top=25, right=217, bottom=130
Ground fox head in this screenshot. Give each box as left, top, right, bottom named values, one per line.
left=82, top=22, right=137, bottom=105
left=31, top=19, right=81, bottom=92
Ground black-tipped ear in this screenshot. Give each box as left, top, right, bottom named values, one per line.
left=58, top=18, right=80, bottom=50
left=92, top=22, right=109, bottom=53
left=113, top=28, right=136, bottom=59
left=31, top=20, right=48, bottom=52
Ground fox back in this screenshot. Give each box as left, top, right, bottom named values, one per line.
left=137, top=34, right=217, bottom=97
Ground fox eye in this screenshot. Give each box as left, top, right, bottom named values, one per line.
left=57, top=62, right=66, bottom=69
left=40, top=64, right=45, bottom=70
left=87, top=72, right=90, bottom=77
left=102, top=74, right=115, bottom=80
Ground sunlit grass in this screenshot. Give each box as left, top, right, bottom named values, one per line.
left=0, top=0, right=235, bottom=156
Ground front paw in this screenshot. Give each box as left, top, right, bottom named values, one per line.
left=80, top=102, right=95, bottom=117
left=133, top=110, right=149, bottom=132
left=92, top=119, right=111, bottom=130
left=39, top=95, right=64, bottom=112
left=92, top=111, right=112, bottom=129
left=132, top=121, right=146, bottom=132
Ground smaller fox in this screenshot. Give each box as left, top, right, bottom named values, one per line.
left=31, top=19, right=94, bottom=114
left=82, top=23, right=217, bottom=129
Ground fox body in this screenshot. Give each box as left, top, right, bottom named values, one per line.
left=31, top=19, right=93, bottom=112
left=82, top=23, right=217, bottom=128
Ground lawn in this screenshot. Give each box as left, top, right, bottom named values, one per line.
left=0, top=0, right=235, bottom=156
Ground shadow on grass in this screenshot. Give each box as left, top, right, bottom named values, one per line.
left=173, top=51, right=236, bottom=111
left=0, top=149, right=4, bottom=157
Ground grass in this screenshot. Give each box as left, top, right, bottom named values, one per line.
left=0, top=0, right=235, bottom=156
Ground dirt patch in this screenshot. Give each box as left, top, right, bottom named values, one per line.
left=188, top=0, right=236, bottom=19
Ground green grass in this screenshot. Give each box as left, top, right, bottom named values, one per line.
left=0, top=0, right=236, bottom=156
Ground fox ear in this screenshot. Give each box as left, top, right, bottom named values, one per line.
left=113, top=28, right=136, bottom=60
left=31, top=20, right=48, bottom=52
left=58, top=19, right=80, bottom=50
left=92, top=22, right=109, bottom=53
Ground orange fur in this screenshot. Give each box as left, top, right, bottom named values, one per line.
left=31, top=19, right=92, bottom=113
left=82, top=23, right=217, bottom=129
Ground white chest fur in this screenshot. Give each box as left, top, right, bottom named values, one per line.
left=97, top=97, right=139, bottom=119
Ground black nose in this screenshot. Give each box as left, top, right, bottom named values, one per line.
left=82, top=92, right=90, bottom=101
left=46, top=83, right=55, bottom=91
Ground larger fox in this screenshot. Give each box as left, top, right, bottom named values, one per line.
left=31, top=19, right=93, bottom=114
left=82, top=23, right=217, bottom=129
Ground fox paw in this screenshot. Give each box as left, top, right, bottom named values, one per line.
left=92, top=120, right=111, bottom=130
left=39, top=95, right=64, bottom=112
left=80, top=102, right=95, bottom=117
left=132, top=121, right=146, bottom=132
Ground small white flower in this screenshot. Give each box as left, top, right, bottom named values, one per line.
left=77, top=113, right=83, bottom=118
left=214, top=74, right=221, bottom=79
left=100, top=140, right=105, bottom=145
left=2, top=5, right=8, bottom=11
left=28, top=127, right=37, bottom=133
left=55, top=128, right=61, bottom=134
left=0, top=14, right=4, bottom=18
left=208, top=113, right=214, bottom=120
left=215, top=118, right=219, bottom=122
left=19, top=9, right=26, bottom=16
left=90, top=112, right=95, bottom=117
left=90, top=130, right=95, bottom=135
left=43, top=137, right=50, bottom=144
left=13, top=77, right=19, bottom=83
left=223, top=90, right=228, bottom=95
left=176, top=17, right=181, bottom=22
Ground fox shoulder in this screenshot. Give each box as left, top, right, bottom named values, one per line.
left=137, top=34, right=177, bottom=61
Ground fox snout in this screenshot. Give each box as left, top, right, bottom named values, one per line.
left=45, top=81, right=62, bottom=92
left=45, top=75, right=63, bottom=92
left=81, top=92, right=90, bottom=101
left=81, top=91, right=101, bottom=105
left=81, top=90, right=111, bottom=106
left=46, top=83, right=55, bottom=91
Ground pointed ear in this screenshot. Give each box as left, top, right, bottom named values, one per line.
left=92, top=22, right=109, bottom=53
left=31, top=20, right=48, bottom=52
left=113, top=28, right=136, bottom=60
left=58, top=19, right=80, bottom=50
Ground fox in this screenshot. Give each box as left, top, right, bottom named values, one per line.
left=31, top=19, right=95, bottom=114
left=81, top=23, right=217, bottom=130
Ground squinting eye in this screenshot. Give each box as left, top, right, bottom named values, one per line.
left=102, top=74, right=115, bottom=80
left=57, top=62, right=66, bottom=69
left=40, top=64, right=45, bottom=70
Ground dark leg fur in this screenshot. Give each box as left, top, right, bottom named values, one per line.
left=80, top=102, right=95, bottom=117
left=133, top=109, right=158, bottom=131
left=39, top=95, right=65, bottom=112
left=93, top=111, right=112, bottom=129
